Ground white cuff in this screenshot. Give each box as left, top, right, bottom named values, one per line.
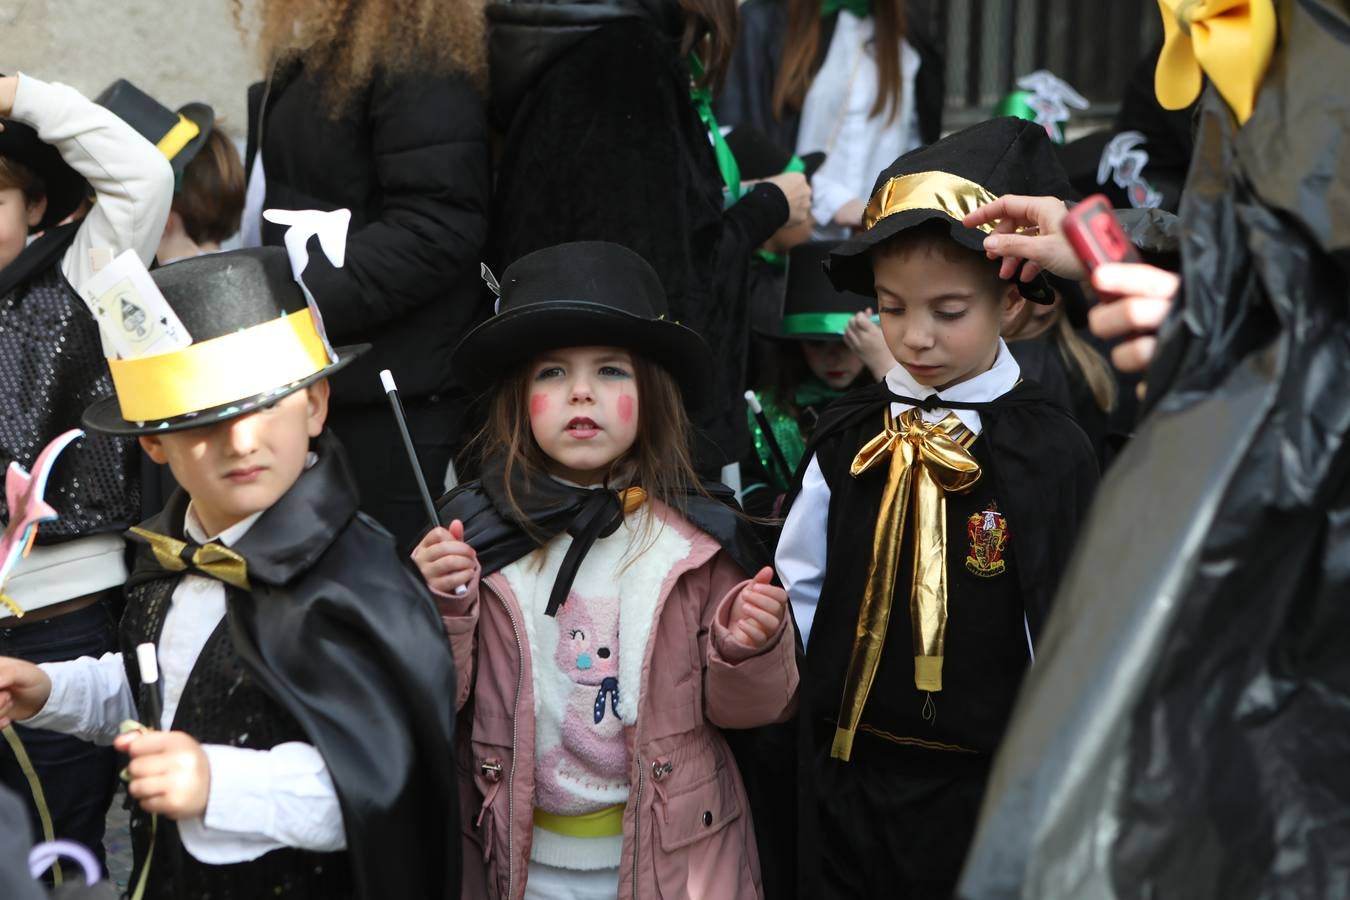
left=23, top=654, right=132, bottom=745
left=775, top=454, right=831, bottom=648
left=180, top=742, right=347, bottom=864
left=809, top=172, right=859, bottom=227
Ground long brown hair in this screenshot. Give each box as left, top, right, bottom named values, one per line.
left=1004, top=298, right=1118, bottom=414
left=176, top=129, right=247, bottom=245
left=474, top=353, right=707, bottom=527
left=234, top=0, right=487, bottom=111
left=680, top=0, right=739, bottom=89
left=772, top=0, right=907, bottom=123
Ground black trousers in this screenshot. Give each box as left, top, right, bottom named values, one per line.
left=815, top=742, right=991, bottom=900
left=0, top=600, right=119, bottom=875
left=326, top=396, right=469, bottom=550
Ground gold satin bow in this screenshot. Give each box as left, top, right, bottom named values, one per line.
left=1155, top=0, right=1276, bottom=125
left=129, top=526, right=251, bottom=591
left=619, top=486, right=647, bottom=515
left=832, top=410, right=981, bottom=762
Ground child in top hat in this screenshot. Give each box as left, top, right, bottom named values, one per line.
left=0, top=71, right=172, bottom=873
left=776, top=117, right=1100, bottom=898
left=742, top=240, right=891, bottom=521
left=95, top=79, right=247, bottom=265
left=412, top=241, right=798, bottom=899
left=0, top=246, right=460, bottom=899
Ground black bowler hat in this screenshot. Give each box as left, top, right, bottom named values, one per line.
left=452, top=242, right=712, bottom=406
left=827, top=116, right=1075, bottom=303
left=725, top=127, right=826, bottom=180
left=0, top=79, right=88, bottom=229
left=760, top=241, right=872, bottom=342
left=83, top=248, right=367, bottom=435
left=95, top=79, right=215, bottom=178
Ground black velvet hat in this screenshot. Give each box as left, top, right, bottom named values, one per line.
left=827, top=116, right=1076, bottom=303
left=95, top=79, right=214, bottom=178
left=760, top=241, right=872, bottom=342
left=83, top=247, right=367, bottom=435
left=725, top=126, right=825, bottom=180
left=0, top=90, right=88, bottom=230
left=451, top=241, right=712, bottom=406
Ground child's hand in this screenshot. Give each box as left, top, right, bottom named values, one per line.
left=1088, top=263, right=1180, bottom=373
left=729, top=567, right=789, bottom=652
left=0, top=657, right=52, bottom=727
left=0, top=76, right=16, bottom=123
left=115, top=730, right=211, bottom=820
left=843, top=309, right=897, bottom=380
left=964, top=194, right=1085, bottom=282
left=411, top=519, right=478, bottom=598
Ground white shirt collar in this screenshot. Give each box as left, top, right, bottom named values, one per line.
left=884, top=338, right=1021, bottom=435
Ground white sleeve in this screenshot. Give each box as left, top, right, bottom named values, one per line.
left=21, top=653, right=134, bottom=745
left=178, top=742, right=347, bottom=863
left=775, top=454, right=831, bottom=648
left=9, top=73, right=174, bottom=286
left=809, top=171, right=859, bottom=227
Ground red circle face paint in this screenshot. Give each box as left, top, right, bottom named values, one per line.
left=529, top=394, right=549, bottom=418
left=617, top=394, right=635, bottom=424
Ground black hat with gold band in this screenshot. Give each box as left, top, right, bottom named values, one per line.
left=826, top=116, right=1076, bottom=303
left=94, top=79, right=214, bottom=179
left=82, top=247, right=367, bottom=435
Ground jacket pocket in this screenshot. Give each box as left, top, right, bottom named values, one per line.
left=468, top=713, right=514, bottom=899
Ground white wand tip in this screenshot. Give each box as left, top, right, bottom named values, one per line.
left=454, top=585, right=469, bottom=596
left=135, top=643, right=159, bottom=684
left=744, top=390, right=763, bottom=414
left=379, top=369, right=397, bottom=394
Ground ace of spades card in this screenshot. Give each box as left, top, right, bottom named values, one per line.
left=78, top=249, right=192, bottom=359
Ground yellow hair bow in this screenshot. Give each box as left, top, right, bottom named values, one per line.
left=1155, top=0, right=1277, bottom=125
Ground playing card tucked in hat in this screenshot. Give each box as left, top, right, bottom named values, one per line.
left=81, top=244, right=367, bottom=435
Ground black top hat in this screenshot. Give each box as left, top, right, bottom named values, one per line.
left=725, top=127, right=826, bottom=181
left=451, top=241, right=712, bottom=406
left=0, top=101, right=88, bottom=230
left=83, top=248, right=367, bottom=435
left=760, top=241, right=872, bottom=342
left=95, top=79, right=215, bottom=177
left=827, top=117, right=1075, bottom=303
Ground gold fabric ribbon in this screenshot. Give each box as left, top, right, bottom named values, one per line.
left=862, top=171, right=1003, bottom=233
left=1155, top=0, right=1276, bottom=125
left=129, top=527, right=251, bottom=590
left=832, top=410, right=981, bottom=761
left=619, top=486, right=647, bottom=515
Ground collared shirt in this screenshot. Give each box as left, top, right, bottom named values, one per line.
left=24, top=484, right=345, bottom=862
left=776, top=341, right=1021, bottom=645
left=795, top=13, right=923, bottom=237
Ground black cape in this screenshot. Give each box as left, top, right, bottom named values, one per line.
left=126, top=433, right=460, bottom=900
left=959, top=3, right=1350, bottom=897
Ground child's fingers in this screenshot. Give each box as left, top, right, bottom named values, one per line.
left=734, top=619, right=769, bottom=647
left=752, top=566, right=775, bottom=586
left=416, top=540, right=477, bottom=567
left=128, top=755, right=171, bottom=779
left=127, top=774, right=169, bottom=801
left=737, top=600, right=783, bottom=632
left=122, top=732, right=173, bottom=757
left=449, top=519, right=465, bottom=541
left=422, top=551, right=476, bottom=576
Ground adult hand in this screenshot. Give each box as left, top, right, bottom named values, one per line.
left=0, top=657, right=52, bottom=727
left=843, top=309, right=897, bottom=380
left=728, top=567, right=788, bottom=651
left=762, top=171, right=812, bottom=229
left=963, top=194, right=1087, bottom=282
left=411, top=519, right=478, bottom=598
left=115, top=729, right=211, bottom=820
left=833, top=198, right=866, bottom=229
left=1087, top=263, right=1180, bottom=373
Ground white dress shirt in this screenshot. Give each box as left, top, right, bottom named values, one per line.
left=776, top=342, right=1021, bottom=646
left=795, top=13, right=923, bottom=238
left=24, top=502, right=346, bottom=862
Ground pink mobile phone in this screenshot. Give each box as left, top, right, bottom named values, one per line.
left=1062, top=194, right=1141, bottom=272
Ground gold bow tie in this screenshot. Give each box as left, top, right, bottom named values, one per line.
left=1155, top=0, right=1276, bottom=125
left=619, top=486, right=647, bottom=515
left=129, top=527, right=252, bottom=591
left=832, top=409, right=981, bottom=762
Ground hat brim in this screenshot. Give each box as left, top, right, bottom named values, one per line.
left=451, top=302, right=712, bottom=408
left=82, top=344, right=368, bottom=436
left=827, top=209, right=1055, bottom=304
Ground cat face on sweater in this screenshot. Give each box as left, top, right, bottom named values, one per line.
left=554, top=593, right=620, bottom=687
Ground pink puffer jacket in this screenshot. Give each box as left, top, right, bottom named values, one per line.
left=439, top=501, right=798, bottom=900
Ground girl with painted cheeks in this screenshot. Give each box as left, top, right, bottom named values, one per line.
left=411, top=241, right=799, bottom=900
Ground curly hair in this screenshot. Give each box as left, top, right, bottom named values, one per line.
left=234, top=0, right=487, bottom=111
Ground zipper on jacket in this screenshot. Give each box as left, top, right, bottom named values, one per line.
left=483, top=581, right=524, bottom=899
left=632, top=750, right=644, bottom=896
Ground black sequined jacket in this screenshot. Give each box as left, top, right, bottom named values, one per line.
left=0, top=222, right=140, bottom=541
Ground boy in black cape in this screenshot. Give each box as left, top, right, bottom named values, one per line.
left=777, top=117, right=1099, bottom=898
left=0, top=247, right=459, bottom=899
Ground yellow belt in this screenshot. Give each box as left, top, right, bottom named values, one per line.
left=533, top=804, right=625, bottom=838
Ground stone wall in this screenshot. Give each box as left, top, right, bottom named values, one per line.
left=1, top=0, right=259, bottom=140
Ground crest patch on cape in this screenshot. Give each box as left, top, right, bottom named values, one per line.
left=966, top=502, right=1010, bottom=577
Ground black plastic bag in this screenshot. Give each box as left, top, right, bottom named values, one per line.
left=959, top=2, right=1350, bottom=898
